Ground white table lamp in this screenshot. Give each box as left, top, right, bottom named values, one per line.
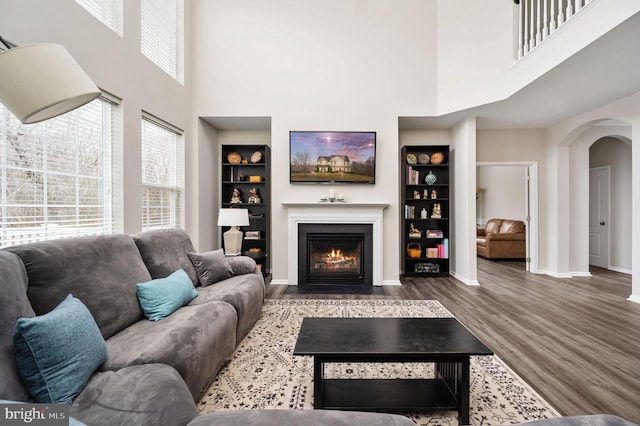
left=217, top=208, right=250, bottom=256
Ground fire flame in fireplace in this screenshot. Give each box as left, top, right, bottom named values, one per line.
left=326, top=248, right=355, bottom=265
left=311, top=246, right=358, bottom=272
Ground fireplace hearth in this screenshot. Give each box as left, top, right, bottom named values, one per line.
left=298, top=223, right=373, bottom=286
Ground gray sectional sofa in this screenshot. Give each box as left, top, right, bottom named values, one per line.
left=0, top=227, right=416, bottom=426
left=0, top=228, right=267, bottom=425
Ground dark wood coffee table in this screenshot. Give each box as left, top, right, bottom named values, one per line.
left=293, top=317, right=493, bottom=425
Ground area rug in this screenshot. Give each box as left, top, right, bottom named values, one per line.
left=198, top=299, right=560, bottom=425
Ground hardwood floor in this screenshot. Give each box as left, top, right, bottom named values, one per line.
left=266, top=258, right=640, bottom=422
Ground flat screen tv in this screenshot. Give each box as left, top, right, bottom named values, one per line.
left=290, top=131, right=376, bottom=184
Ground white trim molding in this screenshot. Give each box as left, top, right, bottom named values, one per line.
left=627, top=294, right=640, bottom=304
left=609, top=266, right=632, bottom=275
left=282, top=202, right=389, bottom=286
left=538, top=270, right=573, bottom=278
left=452, top=271, right=480, bottom=286
left=570, top=271, right=593, bottom=277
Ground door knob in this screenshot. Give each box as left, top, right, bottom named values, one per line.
left=600, top=221, right=606, bottom=226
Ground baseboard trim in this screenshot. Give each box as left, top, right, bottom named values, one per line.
left=451, top=271, right=480, bottom=286
left=627, top=294, right=640, bottom=304
left=570, top=271, right=593, bottom=277
left=538, top=270, right=573, bottom=278
left=380, top=280, right=401, bottom=286
left=270, top=279, right=289, bottom=285
left=609, top=266, right=632, bottom=275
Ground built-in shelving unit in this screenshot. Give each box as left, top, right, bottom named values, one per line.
left=221, top=144, right=271, bottom=279
left=401, top=145, right=450, bottom=277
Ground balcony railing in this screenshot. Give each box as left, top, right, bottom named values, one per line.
left=517, top=0, right=597, bottom=59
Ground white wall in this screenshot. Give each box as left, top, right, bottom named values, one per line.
left=476, top=166, right=527, bottom=227
left=436, top=0, right=513, bottom=114
left=590, top=137, right=632, bottom=273
left=192, top=0, right=437, bottom=116
left=1, top=0, right=193, bottom=237
left=451, top=117, right=477, bottom=285
left=192, top=0, right=439, bottom=284
left=191, top=120, right=219, bottom=251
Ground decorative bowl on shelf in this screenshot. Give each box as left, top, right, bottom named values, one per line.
left=417, top=153, right=430, bottom=164
left=227, top=152, right=241, bottom=164
left=406, top=153, right=417, bottom=165
left=250, top=151, right=262, bottom=163
left=430, top=152, right=444, bottom=164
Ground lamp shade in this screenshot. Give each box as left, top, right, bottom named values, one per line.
left=217, top=208, right=250, bottom=227
left=0, top=43, right=101, bottom=124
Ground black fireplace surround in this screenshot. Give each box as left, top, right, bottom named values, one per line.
left=298, top=223, right=373, bottom=286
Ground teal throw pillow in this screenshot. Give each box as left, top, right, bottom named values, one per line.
left=12, top=295, right=107, bottom=405
left=136, top=269, right=199, bottom=321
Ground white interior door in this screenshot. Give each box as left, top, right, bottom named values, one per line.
left=589, top=166, right=610, bottom=268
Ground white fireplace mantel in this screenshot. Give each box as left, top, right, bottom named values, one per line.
left=282, top=202, right=389, bottom=286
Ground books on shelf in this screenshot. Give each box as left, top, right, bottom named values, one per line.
left=440, top=239, right=449, bottom=259
left=407, top=166, right=420, bottom=185
left=426, top=239, right=449, bottom=259
left=426, top=230, right=444, bottom=238
left=244, top=230, right=261, bottom=240
left=404, top=205, right=415, bottom=219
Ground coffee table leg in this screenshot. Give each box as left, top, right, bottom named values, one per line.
left=460, top=357, right=470, bottom=425
left=314, top=356, right=323, bottom=409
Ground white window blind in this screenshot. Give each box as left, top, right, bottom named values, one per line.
left=75, top=0, right=123, bottom=35
left=0, top=96, right=122, bottom=247
left=141, top=0, right=184, bottom=83
left=141, top=115, right=184, bottom=231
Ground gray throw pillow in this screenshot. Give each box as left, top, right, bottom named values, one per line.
left=187, top=249, right=234, bottom=287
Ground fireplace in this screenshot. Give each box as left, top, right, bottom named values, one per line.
left=283, top=202, right=389, bottom=286
left=298, top=223, right=373, bottom=286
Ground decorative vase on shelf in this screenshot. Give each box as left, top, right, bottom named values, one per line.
left=424, top=171, right=437, bottom=185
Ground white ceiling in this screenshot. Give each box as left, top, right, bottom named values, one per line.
left=400, top=12, right=640, bottom=130
left=201, top=116, right=271, bottom=131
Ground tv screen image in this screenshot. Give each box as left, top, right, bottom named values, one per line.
left=290, top=131, right=376, bottom=184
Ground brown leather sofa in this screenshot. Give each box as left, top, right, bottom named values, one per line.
left=477, top=218, right=526, bottom=259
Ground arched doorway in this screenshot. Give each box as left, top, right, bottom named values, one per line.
left=563, top=120, right=632, bottom=276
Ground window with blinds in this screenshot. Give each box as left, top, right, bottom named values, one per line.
left=0, top=97, right=122, bottom=247
left=75, top=0, right=123, bottom=35
left=141, top=115, right=184, bottom=231
left=141, top=0, right=184, bottom=83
